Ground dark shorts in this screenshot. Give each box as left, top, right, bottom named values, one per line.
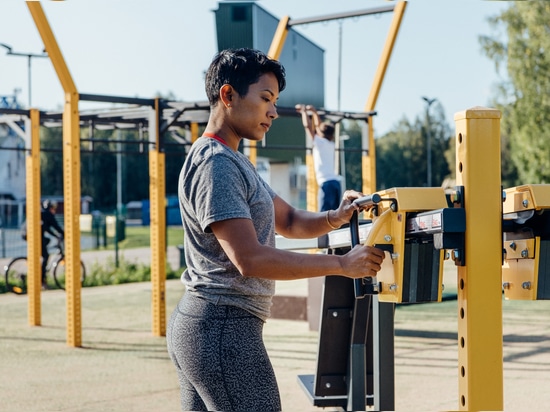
left=320, top=179, right=342, bottom=212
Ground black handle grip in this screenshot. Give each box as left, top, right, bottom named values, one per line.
left=352, top=193, right=381, bottom=209
left=349, top=210, right=366, bottom=299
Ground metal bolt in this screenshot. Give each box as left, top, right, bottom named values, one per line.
left=453, top=249, right=461, bottom=260
left=509, top=242, right=516, bottom=251
left=522, top=199, right=529, bottom=208
left=389, top=284, right=398, bottom=291
left=521, top=249, right=529, bottom=258
left=522, top=281, right=531, bottom=290
left=332, top=311, right=338, bottom=318
left=325, top=383, right=331, bottom=388
left=502, top=282, right=511, bottom=290
left=444, top=251, right=450, bottom=260
left=502, top=190, right=506, bottom=202
left=384, top=235, right=392, bottom=242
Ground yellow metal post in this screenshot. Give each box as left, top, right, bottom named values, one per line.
left=268, top=15, right=290, bottom=60
left=362, top=118, right=375, bottom=195
left=63, top=90, right=82, bottom=347
left=190, top=122, right=199, bottom=143
left=306, top=142, right=318, bottom=212
left=26, top=109, right=42, bottom=326
left=27, top=1, right=82, bottom=347
left=363, top=1, right=407, bottom=194
left=454, top=107, right=503, bottom=410
left=149, top=99, right=167, bottom=337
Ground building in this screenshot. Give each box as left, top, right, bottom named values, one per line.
left=214, top=1, right=326, bottom=208
left=0, top=124, right=26, bottom=227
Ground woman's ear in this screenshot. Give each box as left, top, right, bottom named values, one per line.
left=220, top=84, right=233, bottom=108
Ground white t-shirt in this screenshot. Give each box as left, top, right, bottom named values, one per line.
left=313, top=134, right=340, bottom=185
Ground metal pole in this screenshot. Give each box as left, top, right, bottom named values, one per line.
left=117, top=129, right=122, bottom=211
left=27, top=56, right=32, bottom=106
left=422, top=97, right=436, bottom=187
left=337, top=20, right=343, bottom=112
left=0, top=43, right=48, bottom=108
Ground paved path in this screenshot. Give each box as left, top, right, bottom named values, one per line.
left=1, top=258, right=550, bottom=410
left=0, top=246, right=183, bottom=280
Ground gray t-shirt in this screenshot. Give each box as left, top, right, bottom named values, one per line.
left=178, top=136, right=277, bottom=321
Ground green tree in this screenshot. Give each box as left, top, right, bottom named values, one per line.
left=376, top=117, right=423, bottom=189
left=40, top=126, right=63, bottom=196
left=376, top=102, right=453, bottom=189
left=40, top=125, right=187, bottom=213
left=338, top=119, right=364, bottom=192
left=480, top=2, right=550, bottom=184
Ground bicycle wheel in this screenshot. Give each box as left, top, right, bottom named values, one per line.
left=4, top=257, right=29, bottom=295
left=52, top=257, right=86, bottom=290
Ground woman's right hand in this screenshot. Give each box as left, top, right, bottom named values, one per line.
left=340, top=244, right=386, bottom=279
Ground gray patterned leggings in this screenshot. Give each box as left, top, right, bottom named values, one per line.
left=167, top=292, right=281, bottom=411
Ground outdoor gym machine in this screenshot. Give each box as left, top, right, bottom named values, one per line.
left=278, top=107, right=504, bottom=411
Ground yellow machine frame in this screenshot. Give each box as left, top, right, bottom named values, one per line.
left=364, top=187, right=447, bottom=303
left=502, top=184, right=550, bottom=300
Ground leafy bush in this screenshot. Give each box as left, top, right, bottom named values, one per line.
left=83, top=256, right=180, bottom=287
left=0, top=257, right=182, bottom=294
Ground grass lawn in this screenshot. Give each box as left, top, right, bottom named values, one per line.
left=101, top=225, right=184, bottom=250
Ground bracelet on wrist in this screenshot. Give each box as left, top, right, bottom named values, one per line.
left=325, top=210, right=339, bottom=230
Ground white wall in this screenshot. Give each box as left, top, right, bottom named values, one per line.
left=0, top=128, right=26, bottom=200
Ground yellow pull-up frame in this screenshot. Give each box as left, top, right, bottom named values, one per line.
left=27, top=1, right=83, bottom=348
left=267, top=3, right=406, bottom=211
left=27, top=1, right=169, bottom=344
left=149, top=99, right=167, bottom=337
left=26, top=109, right=42, bottom=326
left=363, top=1, right=407, bottom=194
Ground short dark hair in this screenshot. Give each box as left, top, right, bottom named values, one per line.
left=205, top=48, right=286, bottom=106
left=320, top=122, right=335, bottom=138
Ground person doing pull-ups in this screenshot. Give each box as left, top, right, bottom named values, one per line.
left=296, top=104, right=342, bottom=211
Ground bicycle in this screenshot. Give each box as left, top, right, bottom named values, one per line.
left=4, top=238, right=86, bottom=294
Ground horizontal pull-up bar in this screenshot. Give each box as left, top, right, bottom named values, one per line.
left=79, top=93, right=156, bottom=107
left=276, top=106, right=377, bottom=121
left=288, top=5, right=395, bottom=27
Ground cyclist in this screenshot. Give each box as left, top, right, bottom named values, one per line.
left=40, top=200, right=64, bottom=288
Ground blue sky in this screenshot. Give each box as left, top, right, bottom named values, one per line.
left=0, top=0, right=509, bottom=136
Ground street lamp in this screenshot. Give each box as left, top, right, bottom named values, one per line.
left=422, top=96, right=437, bottom=187
left=0, top=43, right=48, bottom=107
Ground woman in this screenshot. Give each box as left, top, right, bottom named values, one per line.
left=167, top=48, right=385, bottom=411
